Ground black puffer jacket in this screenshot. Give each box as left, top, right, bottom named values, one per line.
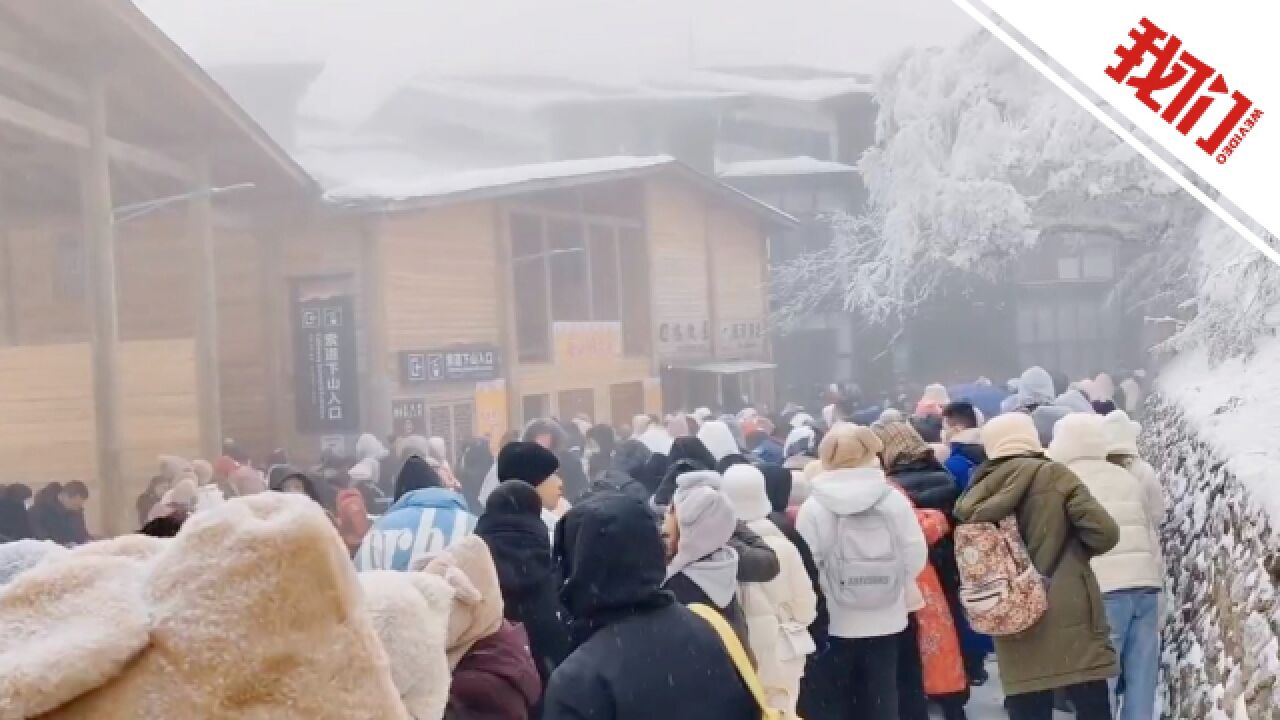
left=544, top=493, right=754, bottom=720
left=475, top=481, right=570, bottom=688
left=889, top=456, right=960, bottom=515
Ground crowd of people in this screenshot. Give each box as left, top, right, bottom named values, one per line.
left=0, top=366, right=1165, bottom=720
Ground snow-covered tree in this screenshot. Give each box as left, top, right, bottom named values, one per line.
left=773, top=31, right=1188, bottom=327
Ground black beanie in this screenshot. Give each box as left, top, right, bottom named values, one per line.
left=497, top=441, right=560, bottom=487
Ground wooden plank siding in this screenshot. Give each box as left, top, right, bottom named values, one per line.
left=708, top=205, right=769, bottom=331
left=644, top=177, right=711, bottom=353
left=213, top=228, right=271, bottom=459
left=0, top=339, right=198, bottom=535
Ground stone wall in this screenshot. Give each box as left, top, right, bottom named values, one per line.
left=1145, top=395, right=1280, bottom=719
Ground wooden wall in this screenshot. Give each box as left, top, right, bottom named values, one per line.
left=380, top=203, right=501, bottom=355
left=645, top=177, right=711, bottom=356
left=517, top=356, right=652, bottom=424
left=0, top=339, right=199, bottom=535
left=708, top=205, right=769, bottom=334
left=214, top=227, right=272, bottom=460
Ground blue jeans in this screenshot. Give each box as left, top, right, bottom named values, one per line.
left=1103, top=588, right=1161, bottom=720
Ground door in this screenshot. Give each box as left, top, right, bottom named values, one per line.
left=557, top=388, right=596, bottom=423
left=609, top=381, right=645, bottom=427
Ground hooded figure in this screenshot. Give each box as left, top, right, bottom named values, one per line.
left=357, top=570, right=455, bottom=720
left=1016, top=366, right=1073, bottom=446
left=722, top=465, right=818, bottom=716
left=795, top=423, right=929, bottom=720
left=543, top=493, right=755, bottom=720
left=698, top=419, right=747, bottom=472
left=0, top=494, right=409, bottom=720
left=609, top=439, right=653, bottom=484
left=474, top=480, right=570, bottom=689
left=954, top=412, right=1120, bottom=700
left=759, top=463, right=829, bottom=648
left=355, top=457, right=476, bottom=572
left=650, top=436, right=717, bottom=510
left=873, top=422, right=959, bottom=514
left=662, top=479, right=748, bottom=649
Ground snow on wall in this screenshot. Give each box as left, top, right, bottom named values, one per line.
left=1145, top=395, right=1280, bottom=719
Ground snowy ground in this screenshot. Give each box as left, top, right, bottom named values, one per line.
left=927, top=662, right=1070, bottom=719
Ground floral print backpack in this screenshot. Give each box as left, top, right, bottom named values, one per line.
left=953, top=514, right=1049, bottom=636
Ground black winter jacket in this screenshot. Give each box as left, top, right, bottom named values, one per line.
left=545, top=493, right=754, bottom=720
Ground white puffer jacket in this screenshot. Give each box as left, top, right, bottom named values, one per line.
left=1048, top=414, right=1163, bottom=593
left=739, top=518, right=818, bottom=699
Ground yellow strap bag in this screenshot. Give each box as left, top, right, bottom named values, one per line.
left=688, top=603, right=790, bottom=720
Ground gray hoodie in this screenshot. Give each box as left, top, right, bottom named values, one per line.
left=667, top=484, right=740, bottom=607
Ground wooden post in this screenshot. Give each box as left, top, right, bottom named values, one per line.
left=359, top=215, right=391, bottom=438
left=258, top=226, right=285, bottom=453
left=494, top=205, right=522, bottom=431
left=190, top=158, right=222, bottom=460
left=81, top=77, right=123, bottom=536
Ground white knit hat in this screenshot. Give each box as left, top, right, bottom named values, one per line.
left=721, top=464, right=772, bottom=522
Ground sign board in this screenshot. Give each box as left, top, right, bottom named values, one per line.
left=400, top=345, right=499, bottom=385
left=320, top=435, right=347, bottom=456
left=656, top=319, right=711, bottom=359
left=474, top=379, right=509, bottom=453
left=294, top=296, right=360, bottom=433
left=553, top=322, right=621, bottom=365
left=391, top=398, right=426, bottom=436
left=718, top=319, right=766, bottom=357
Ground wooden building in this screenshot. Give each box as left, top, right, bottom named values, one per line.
left=285, top=157, right=793, bottom=462
left=0, top=1, right=313, bottom=535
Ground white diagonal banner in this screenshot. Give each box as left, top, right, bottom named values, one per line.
left=951, top=0, right=1280, bottom=265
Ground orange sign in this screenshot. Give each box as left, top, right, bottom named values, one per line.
left=474, top=379, right=508, bottom=453
left=553, top=322, right=621, bottom=365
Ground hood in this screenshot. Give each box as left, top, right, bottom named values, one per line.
left=672, top=469, right=722, bottom=508
left=450, top=621, right=542, bottom=714
left=611, top=439, right=652, bottom=479
left=697, top=421, right=741, bottom=462
left=1092, top=373, right=1116, bottom=402
left=1046, top=413, right=1110, bottom=465
left=394, top=456, right=445, bottom=501
left=671, top=546, right=739, bottom=608
left=636, top=424, right=674, bottom=455
left=585, top=469, right=651, bottom=503
left=356, top=433, right=389, bottom=462
left=1055, top=388, right=1096, bottom=414
left=810, top=467, right=892, bottom=515
left=555, top=493, right=671, bottom=622
left=474, top=508, right=552, bottom=596
left=759, top=464, right=793, bottom=514
left=388, top=487, right=470, bottom=515
left=668, top=485, right=736, bottom=579
left=1017, top=366, right=1057, bottom=408
left=784, top=426, right=815, bottom=457
left=1101, top=410, right=1142, bottom=456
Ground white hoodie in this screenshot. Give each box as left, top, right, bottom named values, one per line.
left=796, top=466, right=928, bottom=639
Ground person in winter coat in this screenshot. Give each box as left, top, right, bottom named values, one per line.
left=474, top=480, right=570, bottom=690
left=698, top=420, right=748, bottom=473
left=135, top=475, right=171, bottom=527
left=31, top=481, right=92, bottom=546
left=943, top=401, right=988, bottom=493
left=797, top=423, right=929, bottom=720
left=748, top=428, right=786, bottom=466
left=480, top=419, right=588, bottom=507
left=0, top=483, right=34, bottom=542
left=354, top=456, right=476, bottom=572
left=651, top=436, right=717, bottom=510
left=457, top=438, right=495, bottom=511
left=544, top=492, right=756, bottom=720
left=722, top=464, right=819, bottom=716
left=662, top=474, right=751, bottom=650
left=497, top=441, right=565, bottom=537
left=1101, top=411, right=1164, bottom=539
left=586, top=424, right=617, bottom=479
left=954, top=412, right=1120, bottom=720
left=1049, top=413, right=1163, bottom=720
left=759, top=464, right=828, bottom=644
left=609, top=439, right=653, bottom=489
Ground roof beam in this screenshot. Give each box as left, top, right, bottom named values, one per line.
left=0, top=47, right=83, bottom=103
left=0, top=89, right=191, bottom=180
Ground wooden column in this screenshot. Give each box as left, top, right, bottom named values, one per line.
left=494, top=205, right=522, bottom=430
left=258, top=226, right=285, bottom=452
left=359, top=215, right=391, bottom=438
left=190, top=159, right=222, bottom=459
left=81, top=77, right=123, bottom=535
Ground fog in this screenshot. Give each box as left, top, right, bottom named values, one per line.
left=138, top=0, right=975, bottom=125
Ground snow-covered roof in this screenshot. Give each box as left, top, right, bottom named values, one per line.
left=402, top=75, right=744, bottom=114
left=323, top=153, right=797, bottom=227
left=326, top=155, right=675, bottom=202
left=718, top=156, right=858, bottom=179
left=667, top=69, right=873, bottom=105
left=1159, top=338, right=1280, bottom=522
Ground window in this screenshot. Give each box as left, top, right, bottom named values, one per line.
left=558, top=388, right=596, bottom=422
left=548, top=219, right=588, bottom=322
left=512, top=213, right=551, bottom=363
left=522, top=394, right=550, bottom=423
left=508, top=204, right=649, bottom=362
left=589, top=225, right=619, bottom=321
left=619, top=227, right=650, bottom=355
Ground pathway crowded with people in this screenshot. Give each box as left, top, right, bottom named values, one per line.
left=0, top=367, right=1159, bottom=720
